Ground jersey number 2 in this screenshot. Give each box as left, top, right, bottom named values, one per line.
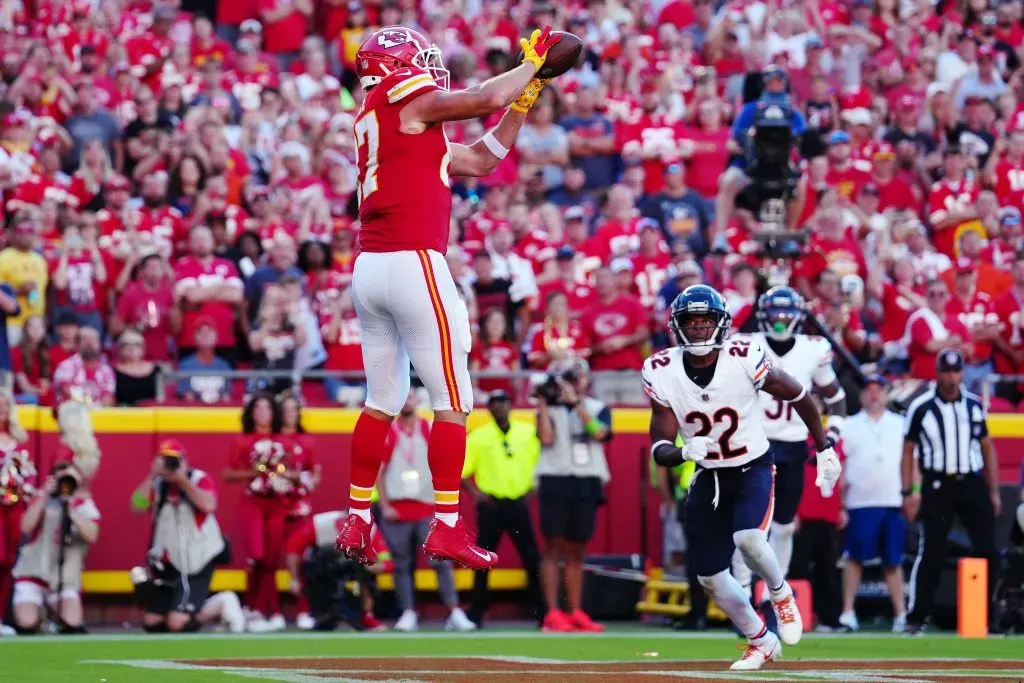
left=355, top=112, right=380, bottom=202
left=685, top=408, right=748, bottom=459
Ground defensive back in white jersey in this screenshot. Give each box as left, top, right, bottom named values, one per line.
left=641, top=334, right=772, bottom=469
left=754, top=333, right=836, bottom=443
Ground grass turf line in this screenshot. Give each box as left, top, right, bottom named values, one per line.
left=0, top=632, right=1021, bottom=683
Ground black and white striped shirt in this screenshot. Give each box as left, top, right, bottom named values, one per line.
left=903, top=388, right=988, bottom=475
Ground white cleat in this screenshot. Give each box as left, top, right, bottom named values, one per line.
left=393, top=609, right=419, bottom=632
left=838, top=610, right=859, bottom=632
left=295, top=612, right=316, bottom=631
left=730, top=630, right=781, bottom=671
left=892, top=612, right=907, bottom=634
left=771, top=582, right=803, bottom=645
left=246, top=614, right=277, bottom=633
left=0, top=625, right=16, bottom=636
left=268, top=613, right=287, bottom=631
left=444, top=607, right=477, bottom=632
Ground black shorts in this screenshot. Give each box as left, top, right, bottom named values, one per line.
left=138, top=561, right=216, bottom=616
left=538, top=475, right=603, bottom=544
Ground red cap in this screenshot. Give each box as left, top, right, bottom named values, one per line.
left=106, top=174, right=131, bottom=191
left=873, top=142, right=896, bottom=159
left=157, top=438, right=186, bottom=458
left=955, top=257, right=975, bottom=273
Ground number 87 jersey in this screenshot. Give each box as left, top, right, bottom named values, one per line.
left=641, top=335, right=772, bottom=469
left=354, top=64, right=453, bottom=256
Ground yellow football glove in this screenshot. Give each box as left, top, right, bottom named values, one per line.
left=510, top=78, right=550, bottom=114
left=519, top=26, right=560, bottom=72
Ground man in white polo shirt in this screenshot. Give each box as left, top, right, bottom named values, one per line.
left=838, top=374, right=908, bottom=633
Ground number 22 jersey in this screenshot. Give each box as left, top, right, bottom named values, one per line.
left=641, top=335, right=772, bottom=469
left=354, top=67, right=453, bottom=255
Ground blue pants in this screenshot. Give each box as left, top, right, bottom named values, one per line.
left=845, top=507, right=905, bottom=566
left=684, top=452, right=775, bottom=576
left=769, top=440, right=810, bottom=525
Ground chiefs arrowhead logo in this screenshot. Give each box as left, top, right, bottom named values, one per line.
left=377, top=30, right=410, bottom=50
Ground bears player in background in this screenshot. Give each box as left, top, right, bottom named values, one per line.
left=336, top=26, right=562, bottom=570
left=730, top=286, right=847, bottom=595
left=644, top=285, right=841, bottom=671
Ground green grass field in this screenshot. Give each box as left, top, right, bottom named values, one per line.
left=1, top=628, right=1022, bottom=682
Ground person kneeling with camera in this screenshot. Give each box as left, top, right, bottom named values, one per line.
left=11, top=402, right=101, bottom=634
left=534, top=359, right=612, bottom=633
left=130, top=440, right=244, bottom=633
left=11, top=462, right=99, bottom=634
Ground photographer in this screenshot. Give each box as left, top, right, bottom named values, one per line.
left=130, top=439, right=245, bottom=633
left=713, top=65, right=807, bottom=248
left=283, top=510, right=389, bottom=632
left=11, top=401, right=100, bottom=634
left=534, top=359, right=611, bottom=633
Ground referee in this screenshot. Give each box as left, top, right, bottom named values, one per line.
left=901, top=349, right=1002, bottom=635
left=462, top=390, right=543, bottom=627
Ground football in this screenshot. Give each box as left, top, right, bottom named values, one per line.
left=517, top=31, right=583, bottom=79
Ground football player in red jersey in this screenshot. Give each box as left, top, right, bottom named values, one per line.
left=336, top=26, right=562, bottom=570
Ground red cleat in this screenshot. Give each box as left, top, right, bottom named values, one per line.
left=360, top=612, right=387, bottom=632
left=335, top=514, right=377, bottom=565
left=568, top=609, right=604, bottom=633
left=541, top=608, right=576, bottom=632
left=422, top=517, right=498, bottom=570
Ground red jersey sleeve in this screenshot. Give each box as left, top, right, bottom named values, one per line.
left=284, top=518, right=317, bottom=555
left=382, top=67, right=442, bottom=105
left=909, top=316, right=932, bottom=348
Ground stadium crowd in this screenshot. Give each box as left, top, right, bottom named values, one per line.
left=0, top=0, right=1020, bottom=409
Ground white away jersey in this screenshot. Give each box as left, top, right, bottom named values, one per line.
left=642, top=335, right=772, bottom=469
left=754, top=334, right=836, bottom=442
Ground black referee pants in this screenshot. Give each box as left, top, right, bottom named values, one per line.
left=468, top=498, right=543, bottom=623
left=909, top=474, right=998, bottom=627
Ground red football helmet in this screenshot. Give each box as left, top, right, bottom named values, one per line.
left=355, top=26, right=449, bottom=91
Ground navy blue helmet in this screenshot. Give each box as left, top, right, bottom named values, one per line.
left=669, top=285, right=732, bottom=356
left=756, top=285, right=806, bottom=341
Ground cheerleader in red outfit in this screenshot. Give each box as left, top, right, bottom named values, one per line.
left=0, top=390, right=34, bottom=635
left=279, top=394, right=320, bottom=630
left=223, top=393, right=299, bottom=632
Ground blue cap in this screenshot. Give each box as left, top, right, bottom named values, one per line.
left=556, top=245, right=576, bottom=260
left=863, top=373, right=888, bottom=388
left=828, top=130, right=850, bottom=145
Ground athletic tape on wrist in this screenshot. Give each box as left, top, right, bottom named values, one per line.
left=791, top=386, right=807, bottom=403
left=482, top=132, right=509, bottom=160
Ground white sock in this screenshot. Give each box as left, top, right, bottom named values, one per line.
left=768, top=521, right=796, bottom=579
left=350, top=508, right=371, bottom=523
left=434, top=512, right=458, bottom=527
left=734, top=528, right=786, bottom=593
left=698, top=570, right=766, bottom=639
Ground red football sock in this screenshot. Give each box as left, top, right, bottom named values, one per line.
left=428, top=420, right=467, bottom=518
left=348, top=411, right=391, bottom=512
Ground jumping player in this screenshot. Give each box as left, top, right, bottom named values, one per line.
left=731, top=286, right=847, bottom=592
left=336, top=26, right=561, bottom=569
left=644, top=285, right=841, bottom=671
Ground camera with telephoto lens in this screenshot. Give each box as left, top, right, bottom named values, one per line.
left=162, top=455, right=181, bottom=472
left=53, top=463, right=80, bottom=498
left=533, top=369, right=577, bottom=405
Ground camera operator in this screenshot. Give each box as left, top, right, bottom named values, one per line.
left=11, top=401, right=100, bottom=634
left=10, top=461, right=98, bottom=634
left=129, top=439, right=245, bottom=633
left=713, top=64, right=808, bottom=249
left=283, top=510, right=389, bottom=631
left=534, top=359, right=611, bottom=633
